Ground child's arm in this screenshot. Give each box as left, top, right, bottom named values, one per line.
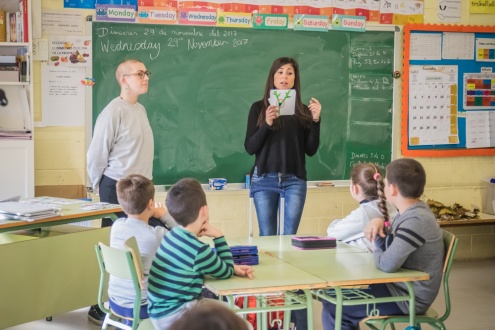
left=234, top=264, right=254, bottom=279
left=327, top=207, right=372, bottom=241
left=198, top=222, right=223, bottom=239
left=372, top=217, right=425, bottom=273
left=195, top=234, right=234, bottom=279
left=153, top=203, right=178, bottom=230
left=364, top=217, right=386, bottom=242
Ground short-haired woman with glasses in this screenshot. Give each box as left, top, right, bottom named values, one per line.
left=86, top=59, right=160, bottom=325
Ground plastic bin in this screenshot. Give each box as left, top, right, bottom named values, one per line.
left=480, top=178, right=495, bottom=215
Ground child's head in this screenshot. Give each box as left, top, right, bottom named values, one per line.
left=350, top=163, right=383, bottom=200
left=351, top=163, right=389, bottom=222
left=116, top=174, right=155, bottom=215
left=165, top=178, right=206, bottom=227
left=385, top=158, right=426, bottom=198
left=169, top=300, right=249, bottom=330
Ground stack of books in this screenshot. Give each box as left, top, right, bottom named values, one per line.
left=230, top=245, right=259, bottom=265
left=0, top=55, right=19, bottom=82
left=0, top=202, right=61, bottom=222
left=0, top=0, right=28, bottom=43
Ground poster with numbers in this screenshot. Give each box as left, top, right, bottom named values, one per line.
left=408, top=65, right=459, bottom=146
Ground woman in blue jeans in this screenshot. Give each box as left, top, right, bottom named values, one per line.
left=244, top=57, right=321, bottom=236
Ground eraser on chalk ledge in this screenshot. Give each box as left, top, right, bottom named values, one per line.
left=317, top=182, right=334, bottom=187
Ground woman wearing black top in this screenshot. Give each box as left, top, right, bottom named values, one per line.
left=244, top=57, right=321, bottom=236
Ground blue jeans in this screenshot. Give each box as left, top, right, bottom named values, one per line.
left=321, top=284, right=404, bottom=330
left=250, top=168, right=307, bottom=236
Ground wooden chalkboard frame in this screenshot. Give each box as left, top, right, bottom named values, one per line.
left=402, top=24, right=495, bottom=157
left=86, top=22, right=400, bottom=185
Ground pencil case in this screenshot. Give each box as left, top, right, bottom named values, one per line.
left=291, top=236, right=337, bottom=249
left=233, top=254, right=259, bottom=265
left=230, top=245, right=258, bottom=255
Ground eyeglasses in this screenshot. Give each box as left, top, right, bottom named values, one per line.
left=123, top=71, right=151, bottom=79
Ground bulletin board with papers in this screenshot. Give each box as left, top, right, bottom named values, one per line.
left=402, top=24, right=495, bottom=157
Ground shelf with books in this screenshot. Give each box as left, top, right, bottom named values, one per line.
left=0, top=42, right=29, bottom=47
left=0, top=81, right=29, bottom=86
left=0, top=0, right=33, bottom=199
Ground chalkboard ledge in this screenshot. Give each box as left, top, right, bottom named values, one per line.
left=153, top=181, right=351, bottom=194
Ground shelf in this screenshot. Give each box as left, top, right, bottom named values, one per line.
left=0, top=80, right=30, bottom=86
left=0, top=42, right=30, bottom=47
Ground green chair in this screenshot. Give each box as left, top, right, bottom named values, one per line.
left=95, top=236, right=146, bottom=330
left=364, top=230, right=458, bottom=330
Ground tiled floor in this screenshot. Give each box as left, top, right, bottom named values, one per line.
left=6, top=259, right=495, bottom=330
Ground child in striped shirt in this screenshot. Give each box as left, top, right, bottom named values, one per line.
left=147, top=178, right=254, bottom=329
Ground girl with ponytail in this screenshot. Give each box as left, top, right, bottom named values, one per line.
left=326, top=163, right=395, bottom=251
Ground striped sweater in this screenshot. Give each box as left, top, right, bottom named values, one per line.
left=147, top=227, right=234, bottom=318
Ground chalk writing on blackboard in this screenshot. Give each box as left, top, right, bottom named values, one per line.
left=94, top=26, right=252, bottom=60
left=350, top=46, right=393, bottom=70
left=350, top=73, right=393, bottom=99
left=348, top=150, right=389, bottom=171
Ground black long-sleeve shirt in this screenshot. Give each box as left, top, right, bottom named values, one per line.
left=244, top=100, right=320, bottom=180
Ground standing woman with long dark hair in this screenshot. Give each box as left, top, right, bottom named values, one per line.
left=244, top=57, right=322, bottom=236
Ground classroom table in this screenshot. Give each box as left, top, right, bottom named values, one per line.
left=230, top=235, right=430, bottom=330
left=204, top=252, right=327, bottom=330
left=0, top=198, right=121, bottom=328
left=0, top=197, right=121, bottom=233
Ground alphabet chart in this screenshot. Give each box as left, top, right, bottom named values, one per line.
left=408, top=65, right=459, bottom=146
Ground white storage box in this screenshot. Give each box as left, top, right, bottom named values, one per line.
left=480, top=178, right=495, bottom=215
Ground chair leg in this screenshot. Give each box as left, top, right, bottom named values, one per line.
left=101, top=314, right=111, bottom=330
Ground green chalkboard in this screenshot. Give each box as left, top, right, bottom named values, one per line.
left=92, top=22, right=397, bottom=184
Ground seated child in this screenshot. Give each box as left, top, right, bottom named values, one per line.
left=327, top=163, right=395, bottom=252
left=321, top=158, right=445, bottom=330
left=169, top=299, right=250, bottom=330
left=147, top=178, right=254, bottom=329
left=108, top=174, right=177, bottom=324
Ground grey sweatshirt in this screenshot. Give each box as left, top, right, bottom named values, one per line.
left=374, top=201, right=444, bottom=314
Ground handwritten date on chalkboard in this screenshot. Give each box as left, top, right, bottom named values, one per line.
left=94, top=26, right=250, bottom=60
left=350, top=46, right=393, bottom=70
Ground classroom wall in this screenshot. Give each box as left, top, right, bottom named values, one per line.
left=37, top=0, right=495, bottom=258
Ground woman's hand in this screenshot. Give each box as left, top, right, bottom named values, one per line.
left=265, top=105, right=279, bottom=126
left=309, top=98, right=321, bottom=122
